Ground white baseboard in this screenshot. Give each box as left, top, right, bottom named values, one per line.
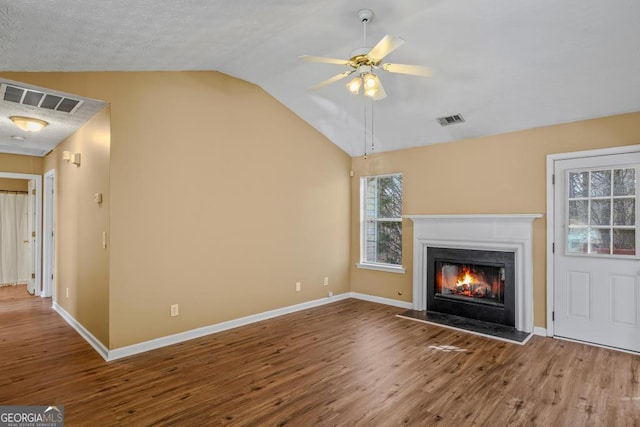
left=349, top=292, right=413, bottom=309
left=52, top=291, right=413, bottom=362
left=107, top=293, right=352, bottom=361
left=52, top=302, right=109, bottom=360
left=533, top=326, right=548, bottom=337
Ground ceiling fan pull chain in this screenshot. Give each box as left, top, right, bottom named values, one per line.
left=370, top=99, right=375, bottom=153
left=363, top=99, right=368, bottom=159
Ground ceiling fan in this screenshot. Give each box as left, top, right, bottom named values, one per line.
left=299, top=9, right=431, bottom=100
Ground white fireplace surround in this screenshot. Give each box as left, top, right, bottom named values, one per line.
left=406, top=214, right=543, bottom=333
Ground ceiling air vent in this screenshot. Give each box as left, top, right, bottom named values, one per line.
left=436, top=114, right=465, bottom=126
left=1, top=84, right=83, bottom=114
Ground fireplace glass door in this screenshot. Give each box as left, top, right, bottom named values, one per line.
left=435, top=261, right=505, bottom=307
left=427, top=247, right=515, bottom=326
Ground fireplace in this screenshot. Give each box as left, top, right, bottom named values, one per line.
left=407, top=214, right=543, bottom=333
left=427, top=247, right=515, bottom=326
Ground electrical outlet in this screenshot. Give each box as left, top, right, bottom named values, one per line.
left=295, top=282, right=301, bottom=292
left=170, top=304, right=179, bottom=317
left=328, top=291, right=333, bottom=297
left=323, top=277, right=329, bottom=286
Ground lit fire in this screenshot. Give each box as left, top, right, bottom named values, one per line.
left=456, top=271, right=474, bottom=287
left=451, top=269, right=490, bottom=298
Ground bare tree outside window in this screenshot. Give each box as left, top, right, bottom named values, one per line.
left=567, top=167, right=636, bottom=256
left=362, top=174, right=403, bottom=265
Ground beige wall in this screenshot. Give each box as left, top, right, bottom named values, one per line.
left=8, top=70, right=637, bottom=347
left=0, top=178, right=28, bottom=191
left=351, top=112, right=640, bottom=328
left=106, top=72, right=351, bottom=348
left=6, top=72, right=351, bottom=349
left=43, top=107, right=111, bottom=345
left=0, top=153, right=43, bottom=175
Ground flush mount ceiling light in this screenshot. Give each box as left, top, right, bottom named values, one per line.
left=10, top=116, right=48, bottom=132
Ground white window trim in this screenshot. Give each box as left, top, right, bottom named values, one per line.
left=359, top=173, right=404, bottom=271
left=356, top=262, right=406, bottom=274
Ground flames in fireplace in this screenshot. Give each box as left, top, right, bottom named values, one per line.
left=435, top=261, right=505, bottom=304
left=452, top=268, right=492, bottom=298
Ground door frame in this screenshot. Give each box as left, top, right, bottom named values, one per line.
left=546, top=143, right=640, bottom=337
left=43, top=169, right=55, bottom=299
left=0, top=172, right=42, bottom=295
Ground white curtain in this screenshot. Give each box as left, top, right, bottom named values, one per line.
left=0, top=193, right=30, bottom=286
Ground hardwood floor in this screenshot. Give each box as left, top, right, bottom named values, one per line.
left=1, top=285, right=639, bottom=426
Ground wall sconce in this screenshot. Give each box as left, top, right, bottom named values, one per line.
left=71, top=153, right=81, bottom=166
left=10, top=116, right=48, bottom=132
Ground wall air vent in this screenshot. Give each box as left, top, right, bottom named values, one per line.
left=436, top=114, right=465, bottom=126
left=0, top=84, right=83, bottom=114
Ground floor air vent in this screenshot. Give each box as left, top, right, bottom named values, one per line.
left=1, top=84, right=83, bottom=114
left=437, top=114, right=465, bottom=126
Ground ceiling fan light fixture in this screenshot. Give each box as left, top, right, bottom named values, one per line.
left=346, top=76, right=362, bottom=94
left=362, top=73, right=380, bottom=97
left=10, top=116, right=48, bottom=132
left=363, top=73, right=379, bottom=90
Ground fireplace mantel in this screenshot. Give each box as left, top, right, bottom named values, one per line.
left=406, top=214, right=543, bottom=332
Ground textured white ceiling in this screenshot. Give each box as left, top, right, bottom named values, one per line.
left=0, top=79, right=106, bottom=156
left=1, top=0, right=640, bottom=157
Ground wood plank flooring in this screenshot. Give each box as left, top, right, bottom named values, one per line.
left=1, top=285, right=639, bottom=426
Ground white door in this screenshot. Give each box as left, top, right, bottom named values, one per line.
left=554, top=152, right=640, bottom=352
left=26, top=180, right=36, bottom=295
left=42, top=171, right=55, bottom=298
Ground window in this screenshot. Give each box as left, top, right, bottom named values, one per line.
left=567, top=166, right=637, bottom=256
left=359, top=174, right=403, bottom=271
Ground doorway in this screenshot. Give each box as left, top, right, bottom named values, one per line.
left=0, top=172, right=41, bottom=295
left=547, top=145, right=640, bottom=353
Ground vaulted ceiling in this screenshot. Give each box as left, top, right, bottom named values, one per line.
left=1, top=0, right=639, bottom=157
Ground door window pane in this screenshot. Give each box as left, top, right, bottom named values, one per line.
left=613, top=199, right=635, bottom=226
left=569, top=172, right=589, bottom=198
left=614, top=169, right=635, bottom=196
left=613, top=229, right=636, bottom=255
left=567, top=228, right=588, bottom=254
left=590, top=170, right=611, bottom=197
left=569, top=200, right=588, bottom=225
left=590, top=229, right=611, bottom=254
left=590, top=200, right=611, bottom=226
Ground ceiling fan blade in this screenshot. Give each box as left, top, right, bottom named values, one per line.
left=381, top=63, right=432, bottom=77
left=309, top=71, right=354, bottom=91
left=372, top=80, right=387, bottom=101
left=299, top=55, right=350, bottom=66
left=366, top=35, right=405, bottom=63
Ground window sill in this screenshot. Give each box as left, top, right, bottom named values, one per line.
left=356, top=263, right=406, bottom=274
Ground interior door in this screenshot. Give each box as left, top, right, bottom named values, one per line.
left=554, top=152, right=640, bottom=352
left=26, top=180, right=36, bottom=295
